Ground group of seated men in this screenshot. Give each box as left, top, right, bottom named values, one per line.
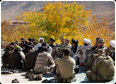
left=1, top=37, right=115, bottom=83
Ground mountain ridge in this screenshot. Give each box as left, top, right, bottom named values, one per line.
left=1, top=1, right=115, bottom=29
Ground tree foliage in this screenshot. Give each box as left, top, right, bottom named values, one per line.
left=1, top=20, right=29, bottom=42
left=1, top=1, right=115, bottom=46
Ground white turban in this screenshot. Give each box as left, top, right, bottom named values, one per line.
left=38, top=38, right=44, bottom=42
left=110, top=40, right=115, bottom=48
left=84, top=38, right=91, bottom=44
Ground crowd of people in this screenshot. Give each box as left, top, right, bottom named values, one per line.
left=1, top=37, right=115, bottom=83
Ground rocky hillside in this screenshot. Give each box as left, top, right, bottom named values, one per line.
left=1, top=1, right=115, bottom=30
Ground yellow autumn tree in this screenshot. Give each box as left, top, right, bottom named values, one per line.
left=1, top=20, right=29, bottom=42
left=74, top=15, right=115, bottom=46
left=17, top=1, right=91, bottom=43
left=1, top=1, right=115, bottom=46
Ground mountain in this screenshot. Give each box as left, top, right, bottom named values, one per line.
left=1, top=1, right=115, bottom=30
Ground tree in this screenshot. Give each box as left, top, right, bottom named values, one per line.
left=1, top=20, right=29, bottom=42
left=2, top=1, right=115, bottom=46
left=74, top=15, right=115, bottom=46
left=17, top=1, right=91, bottom=43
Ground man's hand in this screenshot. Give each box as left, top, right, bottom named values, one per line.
left=78, top=50, right=83, bottom=55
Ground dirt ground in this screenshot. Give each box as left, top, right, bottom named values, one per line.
left=1, top=70, right=42, bottom=83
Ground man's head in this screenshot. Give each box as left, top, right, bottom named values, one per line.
left=96, top=38, right=101, bottom=42
left=38, top=38, right=44, bottom=43
left=33, top=42, right=38, bottom=46
left=97, top=49, right=105, bottom=56
left=26, top=45, right=32, bottom=52
left=9, top=45, right=15, bottom=51
left=21, top=38, right=25, bottom=42
left=43, top=47, right=49, bottom=53
left=62, top=48, right=71, bottom=56
left=60, top=37, right=65, bottom=44
left=49, top=38, right=55, bottom=44
left=65, top=39, right=70, bottom=45
left=110, top=40, right=115, bottom=50
left=9, top=42, right=15, bottom=46
left=15, top=40, right=18, bottom=44
left=97, top=39, right=104, bottom=47
left=28, top=38, right=33, bottom=43
left=32, top=39, right=36, bottom=42
left=71, top=39, right=78, bottom=46
left=83, top=38, right=91, bottom=45
left=42, top=42, right=47, bottom=48
left=38, top=46, right=44, bottom=52
left=38, top=46, right=49, bottom=53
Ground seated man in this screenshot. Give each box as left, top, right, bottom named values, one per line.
left=86, top=49, right=115, bottom=81
left=25, top=47, right=43, bottom=70
left=70, top=39, right=80, bottom=65
left=83, top=49, right=95, bottom=70
left=34, top=37, right=44, bottom=51
left=23, top=45, right=33, bottom=56
left=105, top=40, right=115, bottom=61
left=27, top=38, right=33, bottom=46
left=19, top=38, right=28, bottom=50
left=64, top=39, right=71, bottom=49
left=34, top=47, right=55, bottom=74
left=54, top=48, right=76, bottom=83
left=57, top=39, right=71, bottom=57
left=4, top=42, right=15, bottom=52
left=2, top=45, right=15, bottom=68
left=91, top=38, right=101, bottom=51
left=49, top=38, right=56, bottom=48
left=93, top=39, right=107, bottom=54
left=70, top=39, right=80, bottom=57
left=42, top=42, right=52, bottom=55
left=9, top=46, right=25, bottom=69
left=78, top=38, right=92, bottom=64
left=109, top=40, right=115, bottom=61
left=85, top=39, right=108, bottom=68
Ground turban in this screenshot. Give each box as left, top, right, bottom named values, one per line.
left=84, top=38, right=91, bottom=44
left=38, top=38, right=44, bottom=42
left=110, top=40, right=115, bottom=48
